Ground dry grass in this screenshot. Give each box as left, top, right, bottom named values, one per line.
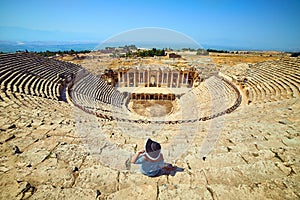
left=56, top=51, right=290, bottom=73
left=209, top=52, right=288, bottom=66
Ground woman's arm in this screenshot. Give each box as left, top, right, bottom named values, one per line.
left=131, top=149, right=145, bottom=164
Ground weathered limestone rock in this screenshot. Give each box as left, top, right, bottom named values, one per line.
left=107, top=182, right=157, bottom=200
left=0, top=173, right=20, bottom=199
left=29, top=185, right=95, bottom=200
left=159, top=184, right=212, bottom=200
left=75, top=164, right=119, bottom=194
left=0, top=54, right=299, bottom=199
left=18, top=148, right=52, bottom=166
left=15, top=181, right=36, bottom=200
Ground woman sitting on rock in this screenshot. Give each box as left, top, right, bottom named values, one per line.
left=131, top=138, right=178, bottom=177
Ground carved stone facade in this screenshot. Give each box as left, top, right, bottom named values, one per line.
left=130, top=93, right=176, bottom=100
left=117, top=66, right=197, bottom=88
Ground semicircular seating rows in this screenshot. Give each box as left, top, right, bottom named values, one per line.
left=0, top=53, right=82, bottom=101
left=2, top=53, right=298, bottom=122
left=0, top=53, right=244, bottom=124
left=68, top=70, right=127, bottom=119
left=1, top=53, right=298, bottom=199
left=243, top=58, right=300, bottom=104
left=0, top=53, right=128, bottom=119
left=68, top=73, right=242, bottom=123
left=173, top=75, right=241, bottom=122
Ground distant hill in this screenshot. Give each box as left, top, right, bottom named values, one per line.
left=0, top=26, right=101, bottom=42
left=0, top=41, right=98, bottom=53
left=1, top=26, right=299, bottom=53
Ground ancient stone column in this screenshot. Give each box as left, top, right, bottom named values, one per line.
left=127, top=71, right=129, bottom=87
left=148, top=69, right=150, bottom=87
left=134, top=70, right=136, bottom=87
left=186, top=73, right=189, bottom=84
left=118, top=71, right=121, bottom=87
left=170, top=71, right=173, bottom=88
left=166, top=71, right=169, bottom=86
left=156, top=71, right=159, bottom=87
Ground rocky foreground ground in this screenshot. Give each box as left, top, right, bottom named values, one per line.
left=0, top=91, right=299, bottom=199
left=0, top=52, right=299, bottom=199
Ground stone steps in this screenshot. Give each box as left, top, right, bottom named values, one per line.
left=243, top=58, right=300, bottom=104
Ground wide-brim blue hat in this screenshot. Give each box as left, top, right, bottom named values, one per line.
left=145, top=138, right=161, bottom=160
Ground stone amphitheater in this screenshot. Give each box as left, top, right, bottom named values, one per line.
left=0, top=52, right=299, bottom=199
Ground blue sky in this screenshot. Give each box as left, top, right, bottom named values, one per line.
left=1, top=0, right=300, bottom=50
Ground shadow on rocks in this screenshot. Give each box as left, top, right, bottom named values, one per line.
left=154, top=163, right=184, bottom=177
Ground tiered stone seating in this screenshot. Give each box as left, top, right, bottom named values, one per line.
left=0, top=53, right=299, bottom=199
left=1, top=53, right=242, bottom=124
left=243, top=58, right=300, bottom=104
left=178, top=75, right=241, bottom=122
left=69, top=71, right=127, bottom=119
left=0, top=53, right=129, bottom=122
left=0, top=53, right=82, bottom=102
